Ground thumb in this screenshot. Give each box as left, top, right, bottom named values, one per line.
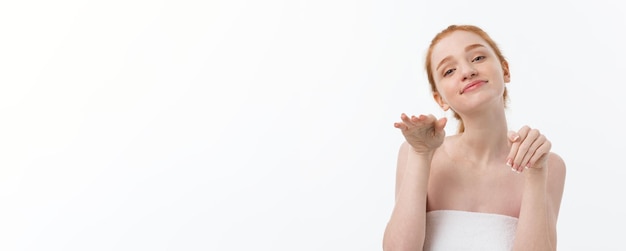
left=435, top=117, right=448, bottom=132
left=507, top=130, right=520, bottom=142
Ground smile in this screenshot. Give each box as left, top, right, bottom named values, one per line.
left=460, top=80, right=487, bottom=95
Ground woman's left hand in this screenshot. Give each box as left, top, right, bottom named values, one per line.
left=507, top=126, right=552, bottom=173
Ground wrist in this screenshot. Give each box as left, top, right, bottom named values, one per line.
left=408, top=146, right=435, bottom=158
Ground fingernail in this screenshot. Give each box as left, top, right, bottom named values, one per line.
left=506, top=159, right=512, bottom=167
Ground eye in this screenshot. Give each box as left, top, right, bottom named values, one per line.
left=443, top=68, right=455, bottom=77
left=472, top=55, right=486, bottom=62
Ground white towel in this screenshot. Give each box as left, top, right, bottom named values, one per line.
left=424, top=210, right=518, bottom=251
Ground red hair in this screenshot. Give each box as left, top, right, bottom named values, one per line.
left=425, top=25, right=510, bottom=133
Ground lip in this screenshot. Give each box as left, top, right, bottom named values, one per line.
left=460, top=80, right=487, bottom=94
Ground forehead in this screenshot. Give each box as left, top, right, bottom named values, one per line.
left=430, top=30, right=492, bottom=62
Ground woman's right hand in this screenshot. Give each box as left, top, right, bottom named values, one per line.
left=394, top=113, right=447, bottom=154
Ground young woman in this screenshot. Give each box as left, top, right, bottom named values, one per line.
left=382, top=25, right=567, bottom=251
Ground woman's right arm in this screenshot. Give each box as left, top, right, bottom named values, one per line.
left=383, top=113, right=447, bottom=251
left=382, top=141, right=434, bottom=251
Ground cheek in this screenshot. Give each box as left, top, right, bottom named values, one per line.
left=434, top=81, right=458, bottom=103
left=438, top=80, right=457, bottom=95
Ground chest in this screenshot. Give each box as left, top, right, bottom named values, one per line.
left=426, top=162, right=524, bottom=218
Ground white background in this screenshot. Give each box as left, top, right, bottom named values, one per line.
left=1, top=0, right=623, bottom=250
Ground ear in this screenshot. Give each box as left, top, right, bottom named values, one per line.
left=502, top=60, right=511, bottom=83
left=433, top=92, right=450, bottom=111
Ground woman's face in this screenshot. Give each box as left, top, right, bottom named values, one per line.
left=429, top=30, right=510, bottom=114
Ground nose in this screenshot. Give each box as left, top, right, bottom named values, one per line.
left=461, top=63, right=477, bottom=80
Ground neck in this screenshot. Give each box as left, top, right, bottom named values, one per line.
left=455, top=108, right=510, bottom=166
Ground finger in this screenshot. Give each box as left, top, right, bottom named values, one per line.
left=520, top=134, right=546, bottom=169
left=516, top=126, right=532, bottom=141
left=507, top=131, right=520, bottom=143
left=435, top=117, right=448, bottom=132
left=396, top=113, right=413, bottom=129
left=393, top=122, right=407, bottom=130
left=506, top=141, right=519, bottom=171
left=409, top=114, right=437, bottom=127
left=412, top=114, right=431, bottom=123
left=506, top=126, right=531, bottom=172
left=528, top=140, right=551, bottom=169
left=420, top=114, right=438, bottom=127
left=401, top=113, right=414, bottom=125
left=513, top=129, right=540, bottom=172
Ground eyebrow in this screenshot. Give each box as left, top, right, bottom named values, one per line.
left=435, top=44, right=487, bottom=71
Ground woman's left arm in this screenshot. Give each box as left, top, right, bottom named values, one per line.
left=507, top=126, right=567, bottom=251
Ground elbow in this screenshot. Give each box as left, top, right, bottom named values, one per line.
left=383, top=234, right=423, bottom=251
left=383, top=243, right=422, bottom=251
left=383, top=219, right=425, bottom=251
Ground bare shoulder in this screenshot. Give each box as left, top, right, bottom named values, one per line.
left=546, top=152, right=567, bottom=217
left=547, top=152, right=567, bottom=181
left=395, top=141, right=411, bottom=168
left=398, top=140, right=410, bottom=154
left=430, top=135, right=458, bottom=164
left=394, top=141, right=410, bottom=187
